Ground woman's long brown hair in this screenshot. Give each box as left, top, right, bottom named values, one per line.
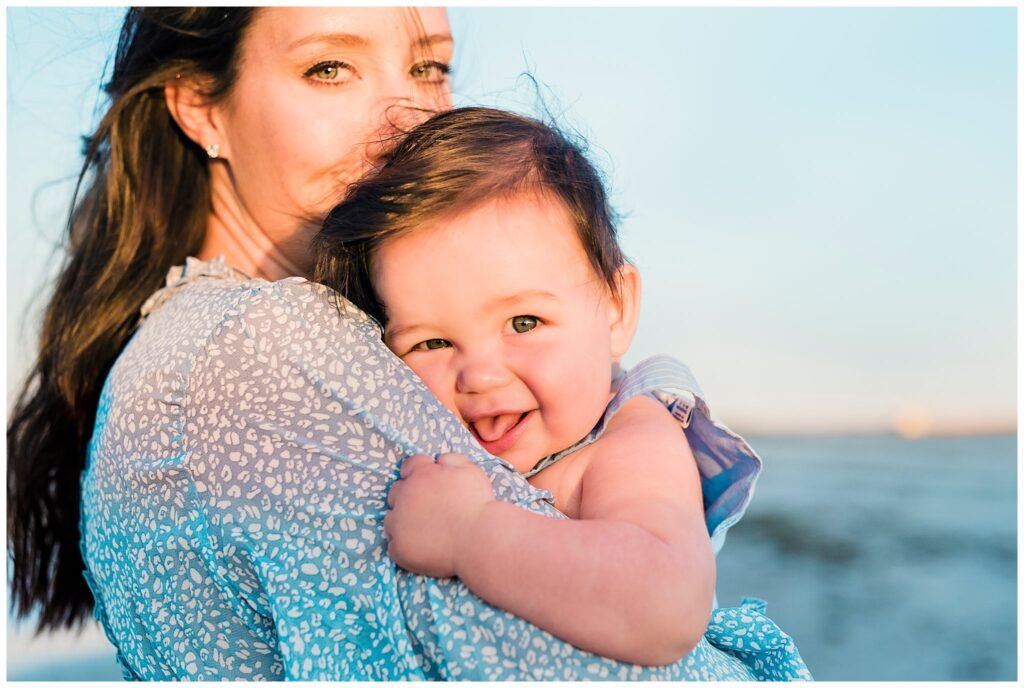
left=7, top=7, right=258, bottom=632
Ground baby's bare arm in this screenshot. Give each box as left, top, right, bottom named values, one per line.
left=454, top=396, right=715, bottom=666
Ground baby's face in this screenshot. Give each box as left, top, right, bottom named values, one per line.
left=373, top=191, right=635, bottom=472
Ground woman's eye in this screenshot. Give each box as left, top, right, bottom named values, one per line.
left=510, top=316, right=539, bottom=334
left=410, top=60, right=451, bottom=83
left=304, top=60, right=354, bottom=84
left=412, top=338, right=451, bottom=351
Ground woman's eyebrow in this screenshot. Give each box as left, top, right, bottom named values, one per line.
left=288, top=32, right=452, bottom=53
left=287, top=32, right=371, bottom=52
left=414, top=33, right=453, bottom=49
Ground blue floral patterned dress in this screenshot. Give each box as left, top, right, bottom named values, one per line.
left=79, top=257, right=811, bottom=680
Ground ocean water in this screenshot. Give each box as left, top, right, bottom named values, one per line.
left=7, top=434, right=1018, bottom=680
left=716, top=433, right=1018, bottom=681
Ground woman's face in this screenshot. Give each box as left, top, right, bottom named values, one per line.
left=215, top=7, right=453, bottom=265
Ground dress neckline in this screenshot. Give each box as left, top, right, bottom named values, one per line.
left=139, top=255, right=254, bottom=320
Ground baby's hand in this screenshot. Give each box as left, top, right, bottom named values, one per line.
left=384, top=453, right=495, bottom=578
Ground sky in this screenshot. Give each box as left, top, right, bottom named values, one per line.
left=5, top=7, right=1017, bottom=436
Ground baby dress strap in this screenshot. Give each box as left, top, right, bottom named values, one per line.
left=525, top=355, right=762, bottom=556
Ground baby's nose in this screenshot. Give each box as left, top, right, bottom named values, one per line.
left=455, top=356, right=515, bottom=395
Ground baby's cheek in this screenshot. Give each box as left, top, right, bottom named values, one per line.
left=539, top=351, right=612, bottom=444
left=404, top=357, right=459, bottom=415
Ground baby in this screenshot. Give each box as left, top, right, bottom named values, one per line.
left=313, top=108, right=727, bottom=665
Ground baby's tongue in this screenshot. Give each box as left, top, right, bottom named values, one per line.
left=472, top=413, right=521, bottom=442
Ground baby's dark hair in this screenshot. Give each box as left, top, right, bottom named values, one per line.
left=312, top=106, right=626, bottom=325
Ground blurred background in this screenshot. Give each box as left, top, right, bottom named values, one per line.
left=6, top=6, right=1017, bottom=681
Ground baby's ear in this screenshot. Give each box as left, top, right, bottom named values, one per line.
left=607, top=263, right=641, bottom=362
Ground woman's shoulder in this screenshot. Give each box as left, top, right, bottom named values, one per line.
left=107, top=257, right=381, bottom=411
left=135, top=257, right=378, bottom=355
left=140, top=256, right=374, bottom=333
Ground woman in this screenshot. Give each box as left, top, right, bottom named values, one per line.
left=8, top=7, right=809, bottom=680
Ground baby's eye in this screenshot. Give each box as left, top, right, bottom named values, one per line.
left=412, top=338, right=451, bottom=351
left=509, top=316, right=539, bottom=334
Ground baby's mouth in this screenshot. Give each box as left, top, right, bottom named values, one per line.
left=470, top=412, right=528, bottom=443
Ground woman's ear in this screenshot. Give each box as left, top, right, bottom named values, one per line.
left=164, top=78, right=228, bottom=158
left=607, top=263, right=641, bottom=363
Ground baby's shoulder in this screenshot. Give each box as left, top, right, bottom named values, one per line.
left=583, top=395, right=694, bottom=478
left=601, top=394, right=683, bottom=442
left=572, top=394, right=700, bottom=522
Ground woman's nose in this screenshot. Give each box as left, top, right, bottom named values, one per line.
left=455, top=354, right=515, bottom=395
left=365, top=96, right=434, bottom=164
left=381, top=99, right=430, bottom=137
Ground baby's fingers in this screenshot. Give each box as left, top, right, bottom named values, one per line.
left=386, top=479, right=403, bottom=508
left=436, top=453, right=472, bottom=467
left=400, top=453, right=434, bottom=478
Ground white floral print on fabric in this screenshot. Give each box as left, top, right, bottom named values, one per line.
left=80, top=257, right=811, bottom=680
